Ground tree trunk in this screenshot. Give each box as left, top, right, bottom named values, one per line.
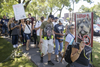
left=18, top=0, right=21, bottom=3
left=59, top=5, right=64, bottom=18
left=50, top=7, right=52, bottom=15
left=24, top=0, right=31, bottom=10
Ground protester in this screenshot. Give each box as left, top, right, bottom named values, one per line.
left=28, top=13, right=34, bottom=42
left=11, top=20, right=19, bottom=48
left=40, top=15, right=55, bottom=65
left=61, top=24, right=75, bottom=62
left=32, top=20, right=37, bottom=47
left=0, top=19, right=2, bottom=35
left=20, top=19, right=26, bottom=45
left=1, top=15, right=9, bottom=36
left=35, top=16, right=44, bottom=50
left=54, top=18, right=64, bottom=62
left=23, top=19, right=32, bottom=50
left=53, top=17, right=58, bottom=27
left=8, top=18, right=13, bottom=38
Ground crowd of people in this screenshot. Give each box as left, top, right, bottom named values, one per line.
left=0, top=13, right=92, bottom=67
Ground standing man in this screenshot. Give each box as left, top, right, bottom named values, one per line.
left=40, top=15, right=55, bottom=65
left=1, top=15, right=9, bottom=36
left=54, top=18, right=64, bottom=62
left=35, top=16, right=44, bottom=50
left=53, top=17, right=58, bottom=27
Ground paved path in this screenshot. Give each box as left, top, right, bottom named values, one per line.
left=4, top=36, right=100, bottom=67
left=4, top=36, right=67, bottom=67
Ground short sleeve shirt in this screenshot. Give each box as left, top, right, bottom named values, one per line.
left=40, top=21, right=54, bottom=39
left=11, top=23, right=19, bottom=35
left=65, top=33, right=75, bottom=44
left=54, top=24, right=64, bottom=39
left=29, top=17, right=34, bottom=25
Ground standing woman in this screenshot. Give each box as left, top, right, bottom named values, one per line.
left=8, top=18, right=13, bottom=38
left=22, top=19, right=32, bottom=50
left=20, top=19, right=26, bottom=45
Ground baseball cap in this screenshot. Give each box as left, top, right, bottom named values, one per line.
left=54, top=17, right=58, bottom=20
left=59, top=18, right=64, bottom=24
left=48, top=15, right=54, bottom=20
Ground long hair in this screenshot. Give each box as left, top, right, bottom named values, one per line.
left=8, top=18, right=13, bottom=25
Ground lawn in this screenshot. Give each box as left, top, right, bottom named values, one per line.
left=0, top=37, right=37, bottom=67
left=92, top=41, right=100, bottom=67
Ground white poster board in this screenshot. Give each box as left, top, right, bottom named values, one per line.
left=13, top=4, right=26, bottom=20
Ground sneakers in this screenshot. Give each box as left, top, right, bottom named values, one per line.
left=16, top=44, right=19, bottom=47
left=48, top=61, right=54, bottom=66
left=13, top=45, right=16, bottom=48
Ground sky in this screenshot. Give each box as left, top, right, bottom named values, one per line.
left=54, top=0, right=100, bottom=17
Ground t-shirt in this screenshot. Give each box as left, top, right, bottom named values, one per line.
left=1, top=19, right=9, bottom=27
left=29, top=17, right=34, bottom=25
left=65, top=33, right=75, bottom=44
left=11, top=23, right=19, bottom=35
left=24, top=24, right=31, bottom=34
left=72, top=44, right=92, bottom=66
left=40, top=21, right=54, bottom=39
left=35, top=21, right=42, bottom=36
left=54, top=24, right=64, bottom=39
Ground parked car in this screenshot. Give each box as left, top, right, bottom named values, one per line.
left=94, top=24, right=100, bottom=36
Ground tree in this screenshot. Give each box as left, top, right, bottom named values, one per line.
left=68, top=8, right=73, bottom=21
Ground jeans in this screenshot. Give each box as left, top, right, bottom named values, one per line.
left=55, top=39, right=63, bottom=55
left=2, top=26, right=8, bottom=34
left=12, top=35, right=18, bottom=45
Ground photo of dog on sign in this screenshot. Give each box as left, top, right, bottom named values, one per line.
left=76, top=15, right=91, bottom=45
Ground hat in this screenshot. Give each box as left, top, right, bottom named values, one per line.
left=59, top=18, right=64, bottom=24
left=27, top=18, right=30, bottom=21
left=48, top=15, right=54, bottom=20
left=54, top=17, right=58, bottom=20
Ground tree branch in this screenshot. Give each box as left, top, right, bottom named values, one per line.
left=23, top=0, right=25, bottom=3
left=18, top=0, right=21, bottom=3
left=24, top=0, right=31, bottom=10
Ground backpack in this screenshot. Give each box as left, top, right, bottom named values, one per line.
left=64, top=33, right=75, bottom=64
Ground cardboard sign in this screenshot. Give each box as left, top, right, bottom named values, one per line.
left=75, top=12, right=93, bottom=47
left=13, top=4, right=26, bottom=20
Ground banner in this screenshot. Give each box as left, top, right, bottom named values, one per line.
left=75, top=12, right=93, bottom=47
left=13, top=4, right=26, bottom=20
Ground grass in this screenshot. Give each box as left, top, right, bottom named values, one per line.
left=0, top=37, right=37, bottom=67
left=92, top=41, right=100, bottom=67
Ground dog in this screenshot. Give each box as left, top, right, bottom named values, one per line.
left=76, top=18, right=91, bottom=43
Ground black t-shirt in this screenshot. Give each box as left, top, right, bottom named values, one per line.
left=54, top=24, right=64, bottom=39
left=72, top=43, right=92, bottom=66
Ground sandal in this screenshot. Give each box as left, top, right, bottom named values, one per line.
left=26, top=48, right=29, bottom=51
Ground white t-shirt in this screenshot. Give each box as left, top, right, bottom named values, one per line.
left=65, top=33, right=75, bottom=45
left=35, top=21, right=42, bottom=36
left=24, top=24, right=31, bottom=34
left=53, top=22, right=58, bottom=27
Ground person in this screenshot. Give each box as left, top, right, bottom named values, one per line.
left=22, top=19, right=32, bottom=50
left=53, top=17, right=58, bottom=27
left=61, top=24, right=75, bottom=62
left=40, top=15, right=55, bottom=65
left=32, top=20, right=37, bottom=47
left=35, top=16, right=44, bottom=50
left=1, top=15, right=9, bottom=36
left=0, top=19, right=2, bottom=35
left=66, top=41, right=92, bottom=67
left=7, top=18, right=13, bottom=38
left=28, top=13, right=34, bottom=42
left=20, top=19, right=26, bottom=45
left=54, top=18, right=64, bottom=62
left=11, top=20, right=20, bottom=48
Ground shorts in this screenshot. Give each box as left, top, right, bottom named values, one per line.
left=37, top=36, right=40, bottom=42
left=25, top=33, right=31, bottom=40
left=41, top=39, right=54, bottom=55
